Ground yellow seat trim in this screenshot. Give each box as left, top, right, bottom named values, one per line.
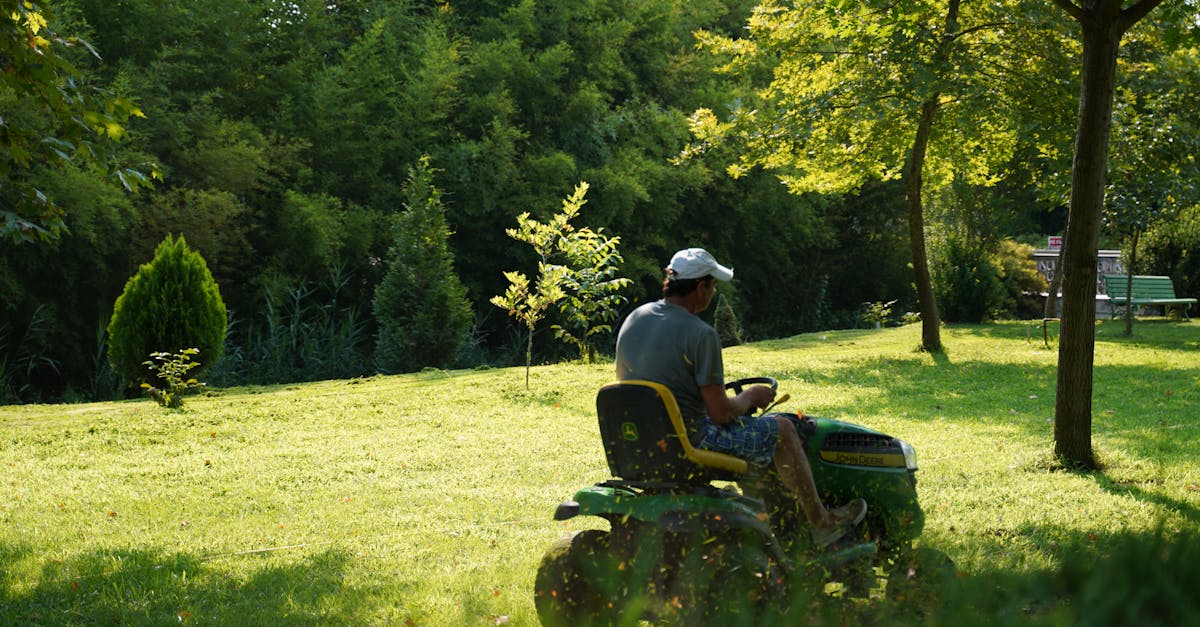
left=611, top=380, right=749, bottom=475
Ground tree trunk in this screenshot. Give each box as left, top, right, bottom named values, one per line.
left=902, top=0, right=961, bottom=355
left=1054, top=16, right=1124, bottom=469
left=525, top=327, right=533, bottom=390
left=1043, top=230, right=1067, bottom=319
left=1123, top=229, right=1139, bottom=337
left=905, top=95, right=943, bottom=354
left=1051, top=0, right=1166, bottom=473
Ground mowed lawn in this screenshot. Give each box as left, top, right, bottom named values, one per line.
left=2, top=321, right=1198, bottom=625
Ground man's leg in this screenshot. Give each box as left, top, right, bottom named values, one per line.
left=771, top=416, right=832, bottom=527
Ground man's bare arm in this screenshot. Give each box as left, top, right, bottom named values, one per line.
left=699, top=384, right=775, bottom=424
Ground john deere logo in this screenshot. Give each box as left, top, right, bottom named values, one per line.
left=621, top=422, right=639, bottom=441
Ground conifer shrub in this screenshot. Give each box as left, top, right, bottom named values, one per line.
left=107, top=234, right=227, bottom=387
left=714, top=294, right=744, bottom=346
left=374, top=158, right=472, bottom=373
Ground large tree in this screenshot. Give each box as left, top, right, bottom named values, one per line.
left=685, top=0, right=1060, bottom=352
left=1049, top=0, right=1167, bottom=468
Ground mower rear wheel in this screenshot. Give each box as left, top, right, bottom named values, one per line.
left=534, top=530, right=620, bottom=626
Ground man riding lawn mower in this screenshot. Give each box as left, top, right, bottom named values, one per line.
left=533, top=249, right=952, bottom=624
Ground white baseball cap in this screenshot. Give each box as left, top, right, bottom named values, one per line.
left=668, top=248, right=734, bottom=281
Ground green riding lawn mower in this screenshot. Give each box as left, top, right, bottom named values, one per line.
left=534, top=377, right=954, bottom=625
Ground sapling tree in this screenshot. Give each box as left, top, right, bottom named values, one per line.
left=141, top=348, right=204, bottom=409
left=492, top=182, right=631, bottom=385
left=549, top=185, right=631, bottom=363
left=491, top=268, right=567, bottom=389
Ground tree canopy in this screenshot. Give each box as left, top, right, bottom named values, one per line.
left=1, top=0, right=1196, bottom=405
left=0, top=0, right=152, bottom=243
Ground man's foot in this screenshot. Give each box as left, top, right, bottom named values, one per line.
left=810, top=498, right=868, bottom=548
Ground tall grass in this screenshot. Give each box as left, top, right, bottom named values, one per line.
left=0, top=305, right=61, bottom=404
left=209, top=269, right=373, bottom=386
left=1, top=321, right=1197, bottom=624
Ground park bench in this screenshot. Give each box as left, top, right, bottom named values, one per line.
left=1102, top=274, right=1197, bottom=320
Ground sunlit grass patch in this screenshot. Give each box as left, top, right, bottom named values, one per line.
left=2, top=321, right=1198, bottom=624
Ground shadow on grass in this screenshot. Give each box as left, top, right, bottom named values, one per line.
left=0, top=543, right=376, bottom=625
left=762, top=527, right=1200, bottom=626
left=926, top=526, right=1200, bottom=627
left=1090, top=472, right=1200, bottom=525
left=764, top=352, right=1194, bottom=432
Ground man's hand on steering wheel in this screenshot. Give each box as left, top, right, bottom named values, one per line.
left=725, top=377, right=777, bottom=415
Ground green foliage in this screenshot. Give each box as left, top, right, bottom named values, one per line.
left=0, top=305, right=59, bottom=404
left=494, top=182, right=632, bottom=376
left=860, top=300, right=897, bottom=329
left=932, top=236, right=1006, bottom=324
left=140, top=348, right=204, bottom=408
left=995, top=239, right=1048, bottom=320
left=547, top=184, right=632, bottom=363
left=6, top=0, right=1194, bottom=404
left=687, top=0, right=1070, bottom=197
left=271, top=191, right=346, bottom=279
left=139, top=188, right=253, bottom=289
left=491, top=201, right=570, bottom=386
left=1105, top=46, right=1200, bottom=329
left=1141, top=202, right=1200, bottom=306
left=713, top=294, right=744, bottom=347
left=0, top=1, right=154, bottom=243
left=374, top=158, right=473, bottom=373
left=306, top=7, right=462, bottom=211
left=1106, top=47, right=1200, bottom=240
left=207, top=268, right=372, bottom=387
left=106, top=234, right=226, bottom=387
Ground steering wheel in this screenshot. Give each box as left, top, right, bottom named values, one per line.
left=724, top=376, right=778, bottom=394
left=725, top=377, right=787, bottom=415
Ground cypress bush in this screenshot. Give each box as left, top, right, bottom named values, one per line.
left=714, top=294, right=744, bottom=347
left=107, top=234, right=227, bottom=387
left=373, top=158, right=472, bottom=373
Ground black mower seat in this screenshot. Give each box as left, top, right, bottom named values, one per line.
left=596, top=380, right=748, bottom=484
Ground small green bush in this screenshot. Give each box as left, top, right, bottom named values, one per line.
left=860, top=299, right=897, bottom=329
left=932, top=236, right=1006, bottom=323
left=107, top=235, right=227, bottom=387
left=1142, top=203, right=1200, bottom=310
left=714, top=294, right=744, bottom=347
left=996, top=239, right=1048, bottom=319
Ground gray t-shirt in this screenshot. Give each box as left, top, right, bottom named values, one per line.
left=615, top=300, right=724, bottom=437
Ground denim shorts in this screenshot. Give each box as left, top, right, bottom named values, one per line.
left=696, top=414, right=781, bottom=466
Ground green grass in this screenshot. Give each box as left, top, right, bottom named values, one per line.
left=2, top=320, right=1199, bottom=625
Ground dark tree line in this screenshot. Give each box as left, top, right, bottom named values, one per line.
left=1, top=0, right=1194, bottom=403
